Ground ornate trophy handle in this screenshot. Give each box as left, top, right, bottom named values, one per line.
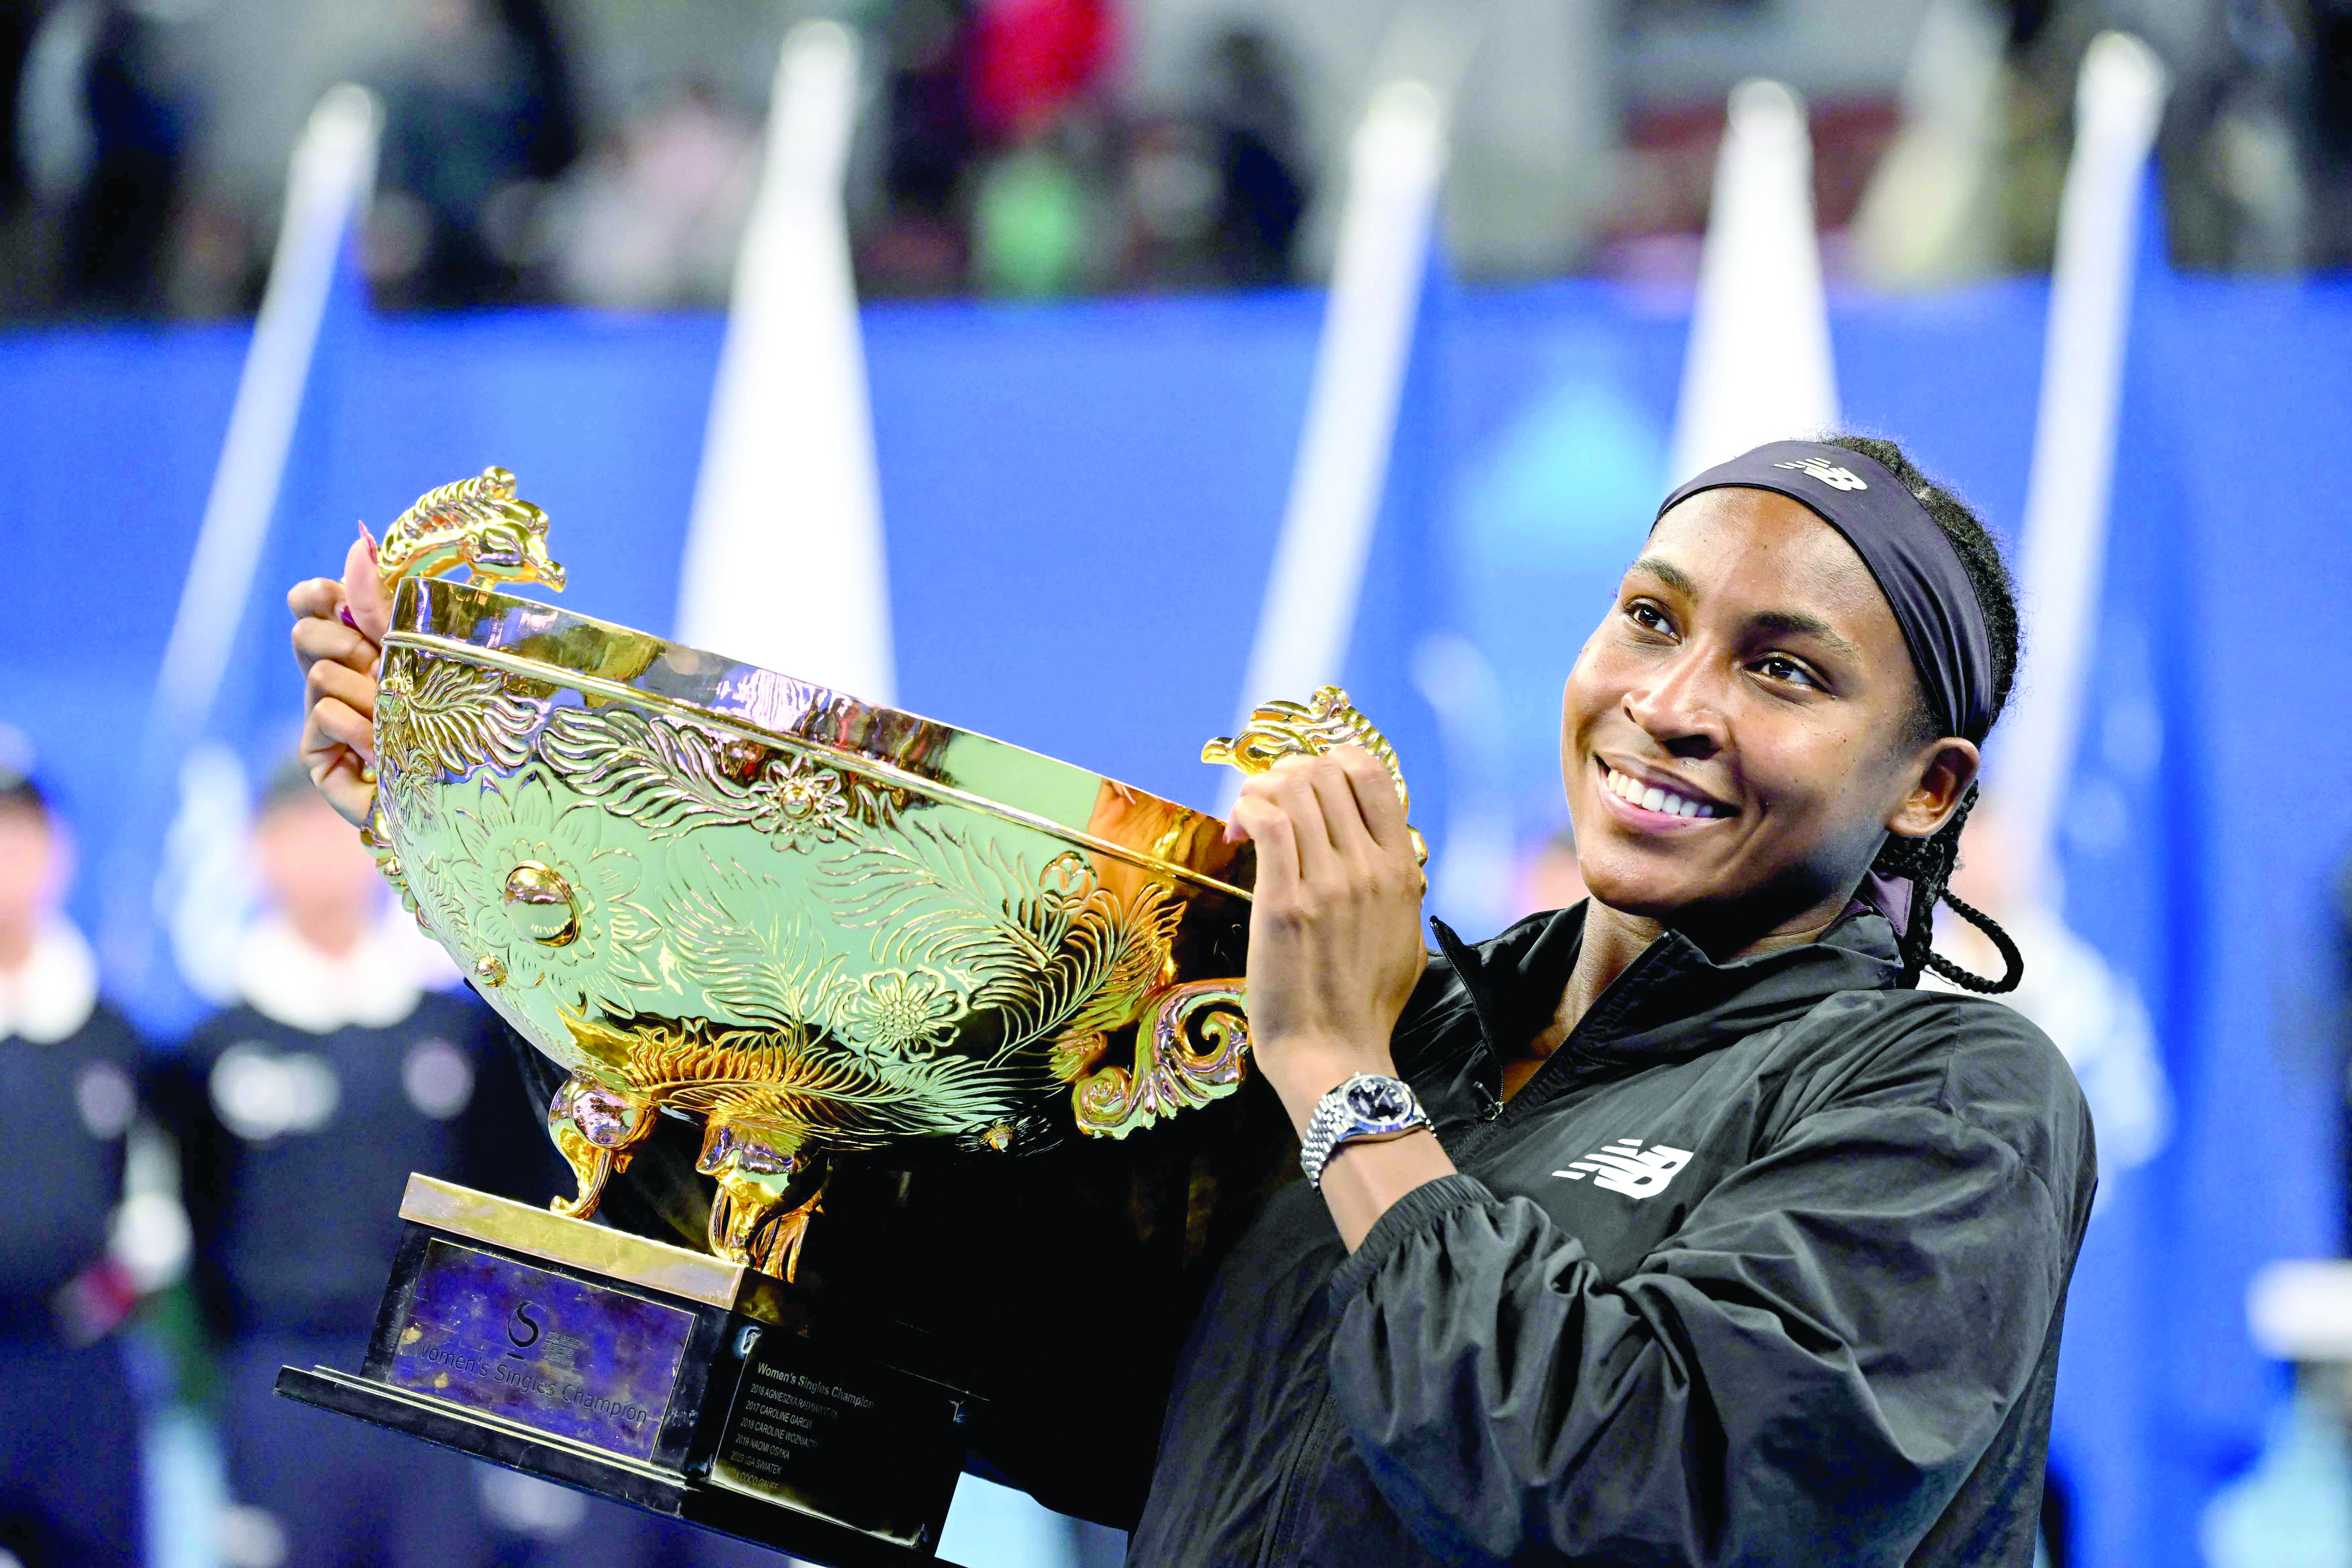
left=1067, top=687, right=1426, bottom=1140
left=357, top=466, right=567, bottom=892
left=1203, top=685, right=1428, bottom=865
left=376, top=466, right=567, bottom=595
left=1069, top=979, right=1251, bottom=1140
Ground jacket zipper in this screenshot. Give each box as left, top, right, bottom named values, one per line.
left=1439, top=923, right=1674, bottom=1169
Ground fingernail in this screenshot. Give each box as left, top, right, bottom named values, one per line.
left=340, top=606, right=359, bottom=630
left=357, top=521, right=378, bottom=563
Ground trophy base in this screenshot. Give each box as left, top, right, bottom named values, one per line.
left=275, top=1175, right=973, bottom=1567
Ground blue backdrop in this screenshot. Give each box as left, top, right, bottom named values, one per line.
left=2, top=270, right=2347, bottom=1568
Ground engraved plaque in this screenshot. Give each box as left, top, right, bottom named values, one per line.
left=710, top=1325, right=963, bottom=1548
left=385, top=1238, right=694, bottom=1461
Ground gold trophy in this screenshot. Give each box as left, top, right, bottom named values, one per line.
left=275, top=469, right=1422, bottom=1563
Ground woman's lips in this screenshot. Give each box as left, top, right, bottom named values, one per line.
left=1596, top=759, right=1733, bottom=832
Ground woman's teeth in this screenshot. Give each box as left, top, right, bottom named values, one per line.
left=1603, top=766, right=1728, bottom=820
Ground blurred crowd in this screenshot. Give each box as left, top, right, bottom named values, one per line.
left=0, top=0, right=2346, bottom=323
left=0, top=0, right=1313, bottom=317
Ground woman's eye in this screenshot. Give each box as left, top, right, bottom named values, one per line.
left=1753, top=653, right=1820, bottom=689
left=1625, top=601, right=1674, bottom=636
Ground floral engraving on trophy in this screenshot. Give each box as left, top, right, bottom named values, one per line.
left=410, top=770, right=662, bottom=1014
left=539, top=706, right=905, bottom=854
left=823, top=825, right=1189, bottom=1074
left=843, top=969, right=962, bottom=1059
left=661, top=852, right=860, bottom=1033
left=762, top=756, right=854, bottom=849
left=375, top=653, right=544, bottom=815
left=655, top=851, right=1003, bottom=1127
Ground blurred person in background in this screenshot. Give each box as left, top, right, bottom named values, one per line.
left=1985, top=0, right=2350, bottom=272
left=1198, top=26, right=1306, bottom=285
left=967, top=0, right=1113, bottom=296
left=365, top=0, right=579, bottom=310
left=0, top=0, right=37, bottom=304
left=16, top=0, right=190, bottom=316
left=0, top=747, right=147, bottom=1567
left=156, top=760, right=567, bottom=1568
left=546, top=77, right=756, bottom=311
left=1116, top=26, right=1308, bottom=290
left=2305, top=0, right=2352, bottom=262
left=861, top=0, right=981, bottom=294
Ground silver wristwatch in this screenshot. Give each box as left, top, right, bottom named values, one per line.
left=1300, top=1073, right=1431, bottom=1188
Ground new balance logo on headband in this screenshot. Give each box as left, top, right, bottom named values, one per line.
left=1773, top=456, right=1869, bottom=491
left=1556, top=1139, right=1694, bottom=1200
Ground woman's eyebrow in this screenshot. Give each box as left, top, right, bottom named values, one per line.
left=1751, top=609, right=1861, bottom=661
left=1630, top=559, right=1863, bottom=662
left=1628, top=556, right=1696, bottom=595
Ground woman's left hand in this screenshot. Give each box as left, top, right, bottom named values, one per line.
left=1226, top=747, right=1430, bottom=1133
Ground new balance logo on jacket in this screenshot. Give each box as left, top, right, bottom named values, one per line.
left=1555, top=1139, right=1693, bottom=1199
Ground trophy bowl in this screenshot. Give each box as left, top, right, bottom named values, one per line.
left=360, top=469, right=1420, bottom=1288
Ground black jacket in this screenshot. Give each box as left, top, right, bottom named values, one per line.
left=0, top=999, right=143, bottom=1334
left=1130, top=903, right=2096, bottom=1566
left=160, top=990, right=564, bottom=1339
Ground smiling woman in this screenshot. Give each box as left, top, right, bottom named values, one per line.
left=1568, top=433, right=2025, bottom=994
left=1128, top=435, right=2097, bottom=1568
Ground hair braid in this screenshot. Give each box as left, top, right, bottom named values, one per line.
left=1823, top=433, right=2027, bottom=993
left=1870, top=786, right=2023, bottom=992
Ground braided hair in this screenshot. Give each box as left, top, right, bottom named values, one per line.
left=1822, top=434, right=2025, bottom=994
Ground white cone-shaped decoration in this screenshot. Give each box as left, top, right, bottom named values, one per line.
left=155, top=83, right=380, bottom=735
left=1668, top=80, right=1838, bottom=485
left=676, top=20, right=894, bottom=703
left=110, top=84, right=380, bottom=995
left=1851, top=0, right=2006, bottom=288
left=1233, top=77, right=1448, bottom=742
left=1997, top=31, right=2167, bottom=907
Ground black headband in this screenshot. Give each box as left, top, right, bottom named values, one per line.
left=1654, top=440, right=1995, bottom=743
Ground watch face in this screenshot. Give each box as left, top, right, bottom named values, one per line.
left=1345, top=1077, right=1413, bottom=1122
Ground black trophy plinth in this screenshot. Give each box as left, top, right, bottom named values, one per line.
left=275, top=1175, right=973, bottom=1566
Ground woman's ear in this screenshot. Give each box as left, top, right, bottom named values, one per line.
left=1888, top=738, right=1981, bottom=840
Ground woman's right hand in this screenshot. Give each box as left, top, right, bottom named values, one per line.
left=288, top=530, right=390, bottom=827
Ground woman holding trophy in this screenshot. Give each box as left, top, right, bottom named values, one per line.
left=290, top=434, right=2093, bottom=1567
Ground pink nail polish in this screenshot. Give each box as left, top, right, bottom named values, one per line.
left=357, top=521, right=378, bottom=563
left=340, top=606, right=359, bottom=630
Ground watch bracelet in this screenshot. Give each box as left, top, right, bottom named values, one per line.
left=1300, top=1072, right=1429, bottom=1187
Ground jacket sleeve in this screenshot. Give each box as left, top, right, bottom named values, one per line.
left=1322, top=1081, right=2080, bottom=1565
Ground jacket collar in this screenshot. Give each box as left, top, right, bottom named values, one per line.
left=1431, top=900, right=1904, bottom=1082
left=0, top=918, right=100, bottom=1044
left=234, top=914, right=431, bottom=1034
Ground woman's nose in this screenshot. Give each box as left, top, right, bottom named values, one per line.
left=1624, top=651, right=1727, bottom=759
